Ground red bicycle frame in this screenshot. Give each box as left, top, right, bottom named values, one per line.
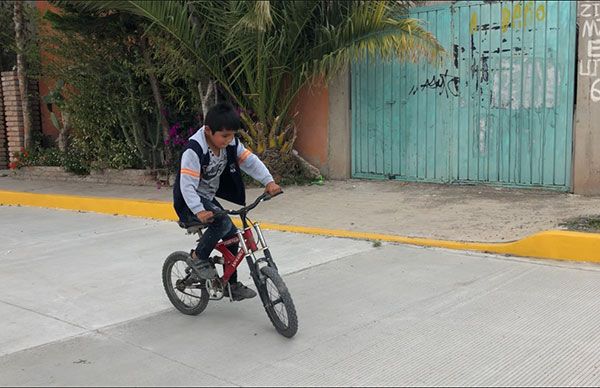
left=213, top=227, right=260, bottom=283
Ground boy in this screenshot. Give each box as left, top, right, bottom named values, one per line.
left=173, top=102, right=282, bottom=301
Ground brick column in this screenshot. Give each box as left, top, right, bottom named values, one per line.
left=0, top=75, right=6, bottom=169
left=1, top=70, right=41, bottom=164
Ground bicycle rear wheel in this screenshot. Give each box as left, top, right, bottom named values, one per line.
left=162, top=251, right=209, bottom=315
left=258, top=266, right=298, bottom=338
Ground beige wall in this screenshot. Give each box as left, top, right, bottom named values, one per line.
left=574, top=1, right=600, bottom=195
left=327, top=69, right=351, bottom=179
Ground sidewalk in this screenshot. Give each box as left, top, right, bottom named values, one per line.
left=2, top=173, right=600, bottom=263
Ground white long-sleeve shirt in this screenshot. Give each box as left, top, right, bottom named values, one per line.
left=179, top=126, right=274, bottom=214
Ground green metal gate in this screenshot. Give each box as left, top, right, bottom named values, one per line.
left=351, top=0, right=577, bottom=190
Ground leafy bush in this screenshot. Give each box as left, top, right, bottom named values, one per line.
left=40, top=5, right=209, bottom=174
left=10, top=135, right=137, bottom=175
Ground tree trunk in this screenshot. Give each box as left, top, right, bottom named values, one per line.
left=187, top=4, right=217, bottom=119
left=140, top=36, right=171, bottom=165
left=292, top=150, right=321, bottom=179
left=57, top=111, right=69, bottom=152
left=13, top=1, right=32, bottom=150
left=198, top=79, right=215, bottom=119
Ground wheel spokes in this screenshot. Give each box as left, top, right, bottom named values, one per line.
left=265, top=278, right=289, bottom=327
left=171, top=260, right=201, bottom=307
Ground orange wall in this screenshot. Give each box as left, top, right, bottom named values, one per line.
left=292, top=79, right=329, bottom=171
left=36, top=0, right=60, bottom=140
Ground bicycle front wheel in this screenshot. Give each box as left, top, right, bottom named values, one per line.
left=162, top=251, right=209, bottom=316
left=258, top=266, right=298, bottom=338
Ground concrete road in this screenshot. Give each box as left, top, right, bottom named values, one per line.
left=0, top=206, right=599, bottom=386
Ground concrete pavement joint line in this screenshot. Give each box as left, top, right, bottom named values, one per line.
left=3, top=224, right=158, bottom=254
left=0, top=312, right=237, bottom=386
left=98, top=331, right=241, bottom=387
left=0, top=305, right=177, bottom=360
left=87, top=306, right=177, bottom=335
left=1, top=190, right=600, bottom=264
left=0, top=298, right=88, bottom=332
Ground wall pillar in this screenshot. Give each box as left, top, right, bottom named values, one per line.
left=574, top=1, right=600, bottom=194
left=327, top=68, right=351, bottom=179
left=1, top=70, right=41, bottom=164
left=0, top=74, right=6, bottom=169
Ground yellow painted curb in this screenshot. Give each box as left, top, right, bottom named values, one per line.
left=1, top=189, right=599, bottom=264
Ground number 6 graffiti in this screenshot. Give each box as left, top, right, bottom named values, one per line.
left=591, top=79, right=600, bottom=102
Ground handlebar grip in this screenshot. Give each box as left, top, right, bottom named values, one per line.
left=210, top=209, right=228, bottom=218
left=263, top=190, right=283, bottom=201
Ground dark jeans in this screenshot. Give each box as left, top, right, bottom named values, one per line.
left=182, top=197, right=240, bottom=284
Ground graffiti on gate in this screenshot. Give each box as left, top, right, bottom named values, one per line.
left=579, top=2, right=600, bottom=102
left=470, top=1, right=546, bottom=35
left=408, top=69, right=461, bottom=98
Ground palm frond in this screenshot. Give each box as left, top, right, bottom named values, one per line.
left=231, top=0, right=274, bottom=34
left=52, top=0, right=243, bottom=107
left=306, top=1, right=444, bottom=80
left=50, top=0, right=444, bottom=161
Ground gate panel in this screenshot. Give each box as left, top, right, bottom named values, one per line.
left=351, top=1, right=577, bottom=190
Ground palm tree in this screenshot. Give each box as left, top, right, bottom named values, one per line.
left=53, top=0, right=443, bottom=172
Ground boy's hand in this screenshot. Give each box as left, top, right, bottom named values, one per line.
left=265, top=181, right=282, bottom=196
left=196, top=210, right=214, bottom=224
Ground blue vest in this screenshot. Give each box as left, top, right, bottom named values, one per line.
left=173, top=138, right=246, bottom=221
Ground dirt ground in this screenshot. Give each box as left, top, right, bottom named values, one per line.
left=248, top=179, right=600, bottom=242
left=2, top=174, right=600, bottom=242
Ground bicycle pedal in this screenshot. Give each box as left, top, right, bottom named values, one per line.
left=205, top=278, right=224, bottom=300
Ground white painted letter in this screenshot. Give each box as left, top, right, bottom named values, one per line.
left=588, top=39, right=600, bottom=58
left=582, top=19, right=600, bottom=38
left=581, top=3, right=592, bottom=18
left=580, top=59, right=599, bottom=76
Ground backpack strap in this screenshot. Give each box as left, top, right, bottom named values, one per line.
left=187, top=139, right=210, bottom=167
left=217, top=136, right=246, bottom=206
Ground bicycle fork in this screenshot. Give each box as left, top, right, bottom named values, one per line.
left=244, top=223, right=281, bottom=307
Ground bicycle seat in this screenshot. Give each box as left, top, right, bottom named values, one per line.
left=177, top=219, right=208, bottom=234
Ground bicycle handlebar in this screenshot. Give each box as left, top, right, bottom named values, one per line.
left=212, top=191, right=283, bottom=218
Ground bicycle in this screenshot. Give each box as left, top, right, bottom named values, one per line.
left=162, top=192, right=298, bottom=338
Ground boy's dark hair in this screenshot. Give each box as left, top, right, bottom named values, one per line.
left=205, top=102, right=241, bottom=134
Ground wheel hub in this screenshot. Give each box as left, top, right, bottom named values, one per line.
left=175, top=278, right=187, bottom=292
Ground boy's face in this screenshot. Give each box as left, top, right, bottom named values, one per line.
left=205, top=127, right=236, bottom=149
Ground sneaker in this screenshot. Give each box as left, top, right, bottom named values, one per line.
left=186, top=257, right=218, bottom=280
left=224, top=282, right=257, bottom=301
